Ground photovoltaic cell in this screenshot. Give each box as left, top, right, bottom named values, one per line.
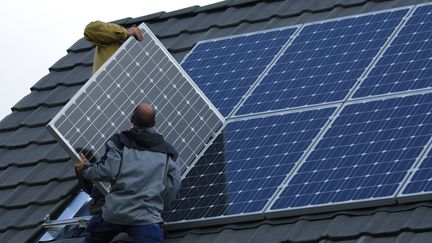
left=181, top=28, right=297, bottom=117
left=270, top=93, right=432, bottom=211
left=47, top=24, right=224, bottom=173
left=164, top=107, right=334, bottom=222
left=354, top=5, right=432, bottom=98
left=401, top=149, right=432, bottom=196
left=237, top=9, right=408, bottom=115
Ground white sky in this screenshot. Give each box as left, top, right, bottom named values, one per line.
left=0, top=0, right=220, bottom=121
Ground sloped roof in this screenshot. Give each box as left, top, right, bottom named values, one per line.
left=0, top=0, right=431, bottom=242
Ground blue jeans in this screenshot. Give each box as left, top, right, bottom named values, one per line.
left=84, top=214, right=164, bottom=243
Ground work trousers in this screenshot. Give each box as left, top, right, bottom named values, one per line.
left=84, top=214, right=164, bottom=243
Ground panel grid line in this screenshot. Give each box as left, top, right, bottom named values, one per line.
left=353, top=3, right=432, bottom=98
left=267, top=92, right=432, bottom=214
left=164, top=107, right=335, bottom=224
left=60, top=40, right=157, bottom=143
left=347, top=5, right=417, bottom=100
left=230, top=25, right=304, bottom=118
left=181, top=26, right=299, bottom=117
left=263, top=7, right=417, bottom=214
left=395, top=134, right=432, bottom=199
left=236, top=7, right=411, bottom=116
left=56, top=38, right=155, bottom=132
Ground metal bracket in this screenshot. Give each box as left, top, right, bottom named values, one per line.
left=43, top=215, right=91, bottom=228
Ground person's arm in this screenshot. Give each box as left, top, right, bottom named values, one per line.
left=79, top=139, right=122, bottom=182
left=162, top=157, right=181, bottom=209
left=84, top=20, right=143, bottom=46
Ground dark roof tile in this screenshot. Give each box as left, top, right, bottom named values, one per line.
left=193, top=0, right=234, bottom=12
left=127, top=12, right=166, bottom=24
left=160, top=5, right=200, bottom=19
left=0, top=160, right=74, bottom=189
left=49, top=50, right=94, bottom=72
left=0, top=227, right=41, bottom=243
left=0, top=126, right=54, bottom=148
left=0, top=143, right=68, bottom=169
left=0, top=106, right=61, bottom=132
left=67, top=38, right=94, bottom=53
left=0, top=180, right=76, bottom=209
left=111, top=17, right=133, bottom=25
left=32, top=66, right=92, bottom=91
left=12, top=85, right=82, bottom=111
left=0, top=204, right=57, bottom=231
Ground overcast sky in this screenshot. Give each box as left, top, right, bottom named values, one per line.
left=0, top=0, right=220, bottom=121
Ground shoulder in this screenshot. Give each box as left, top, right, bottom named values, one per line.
left=107, top=133, right=125, bottom=150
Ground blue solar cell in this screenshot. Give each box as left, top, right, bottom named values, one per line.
left=182, top=28, right=297, bottom=116
left=163, top=108, right=335, bottom=222
left=270, top=93, right=432, bottom=210
left=354, top=5, right=432, bottom=97
left=236, top=9, right=408, bottom=115
left=401, top=149, right=432, bottom=195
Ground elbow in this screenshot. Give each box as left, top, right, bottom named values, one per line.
left=83, top=20, right=101, bottom=42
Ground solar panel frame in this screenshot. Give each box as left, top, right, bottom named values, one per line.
left=179, top=25, right=302, bottom=118
left=351, top=2, right=432, bottom=99
left=264, top=89, right=432, bottom=219
left=165, top=104, right=339, bottom=230
left=47, top=23, right=225, bottom=194
left=233, top=6, right=412, bottom=118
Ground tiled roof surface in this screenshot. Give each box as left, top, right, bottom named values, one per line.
left=0, top=0, right=431, bottom=242
left=165, top=202, right=432, bottom=243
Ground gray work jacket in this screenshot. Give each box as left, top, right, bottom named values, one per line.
left=83, top=135, right=181, bottom=225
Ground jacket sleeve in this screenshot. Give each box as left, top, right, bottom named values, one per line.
left=83, top=139, right=122, bottom=182
left=84, top=21, right=128, bottom=46
left=162, top=157, right=181, bottom=209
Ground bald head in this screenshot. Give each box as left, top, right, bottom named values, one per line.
left=131, top=103, right=156, bottom=127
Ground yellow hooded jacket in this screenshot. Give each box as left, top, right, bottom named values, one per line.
left=84, top=21, right=129, bottom=73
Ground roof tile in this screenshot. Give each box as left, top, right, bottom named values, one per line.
left=32, top=66, right=92, bottom=91
left=0, top=227, right=41, bottom=243
left=49, top=50, right=94, bottom=72
left=12, top=85, right=82, bottom=111
left=0, top=180, right=76, bottom=209
left=160, top=5, right=201, bottom=19
left=0, top=126, right=54, bottom=148
left=0, top=143, right=68, bottom=169
left=0, top=160, right=74, bottom=189
left=0, top=106, right=61, bottom=132
left=67, top=38, right=94, bottom=53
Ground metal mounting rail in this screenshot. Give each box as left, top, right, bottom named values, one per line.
left=43, top=215, right=92, bottom=228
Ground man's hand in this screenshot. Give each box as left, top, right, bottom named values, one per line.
left=75, top=153, right=90, bottom=173
left=127, top=26, right=143, bottom=41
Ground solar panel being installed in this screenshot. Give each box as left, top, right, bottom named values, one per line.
left=354, top=4, right=432, bottom=98
left=268, top=93, right=432, bottom=213
left=181, top=27, right=297, bottom=117
left=236, top=8, right=409, bottom=115
left=47, top=23, right=224, bottom=177
left=164, top=107, right=335, bottom=224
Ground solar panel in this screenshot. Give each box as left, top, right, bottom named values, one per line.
left=164, top=107, right=335, bottom=225
left=181, top=27, right=297, bottom=117
left=354, top=4, right=432, bottom=98
left=236, top=8, right=409, bottom=116
left=398, top=146, right=432, bottom=200
left=47, top=23, right=225, bottom=178
left=268, top=93, right=432, bottom=214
